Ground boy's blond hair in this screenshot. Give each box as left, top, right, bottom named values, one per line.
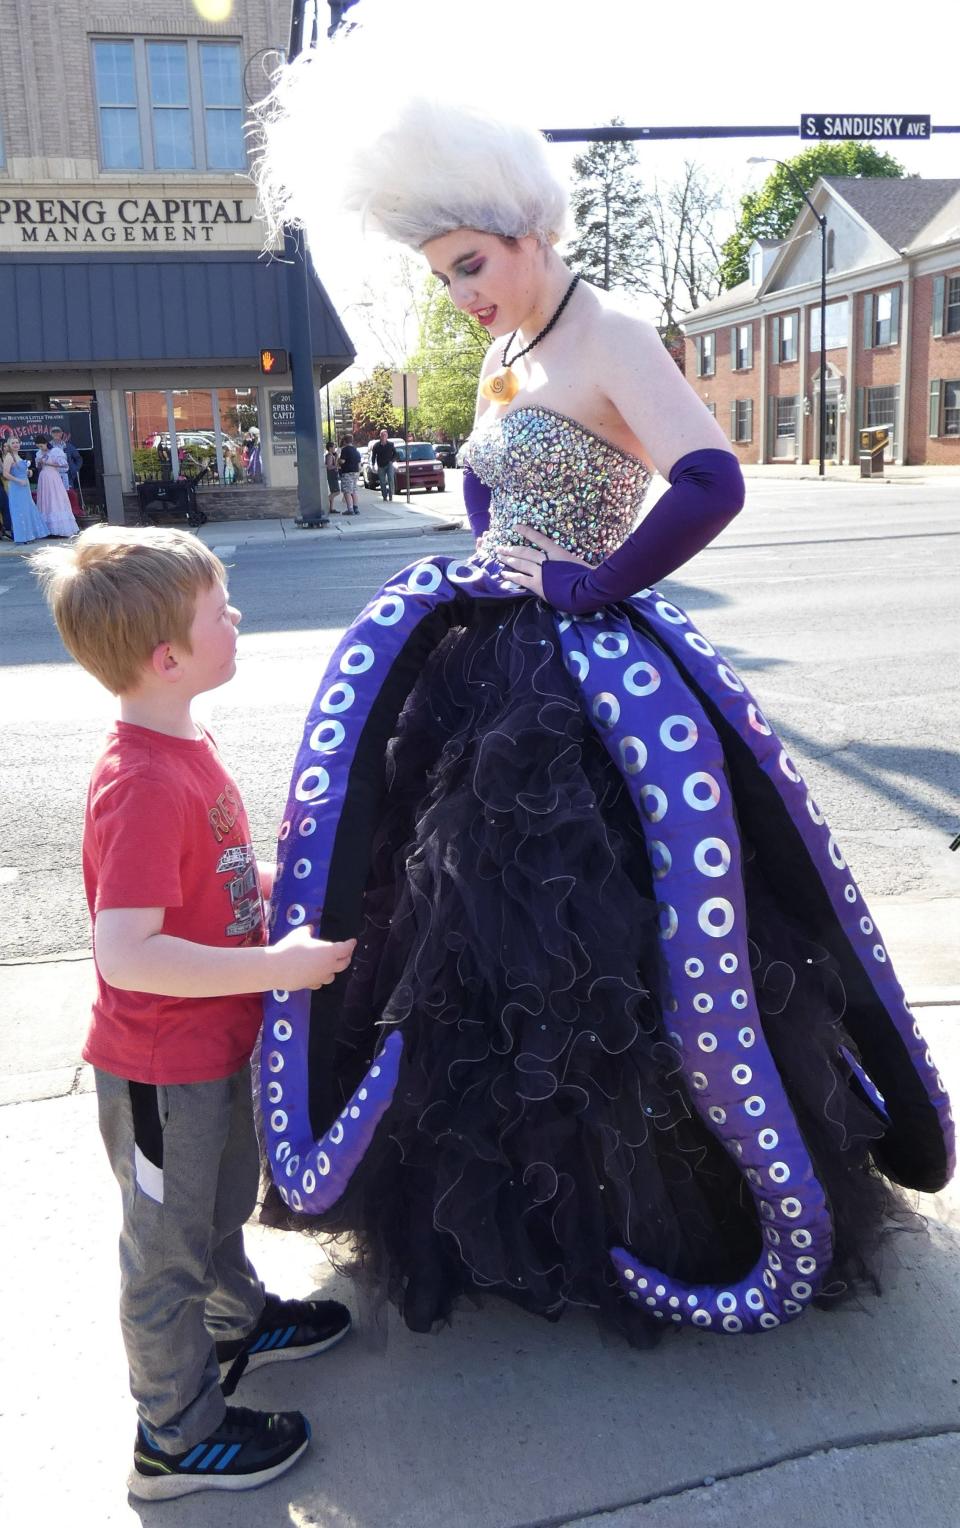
left=31, top=525, right=227, bottom=695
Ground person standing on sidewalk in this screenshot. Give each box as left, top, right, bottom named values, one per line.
left=33, top=434, right=80, bottom=537
left=2, top=435, right=49, bottom=543
left=324, top=440, right=344, bottom=513
left=31, top=526, right=357, bottom=1501
left=371, top=428, right=397, bottom=501
left=338, top=433, right=362, bottom=515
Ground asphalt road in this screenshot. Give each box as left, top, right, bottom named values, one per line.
left=1, top=478, right=958, bottom=961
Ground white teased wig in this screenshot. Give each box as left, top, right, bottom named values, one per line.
left=255, top=54, right=568, bottom=254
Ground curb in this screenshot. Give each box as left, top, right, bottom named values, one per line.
left=0, top=515, right=469, bottom=559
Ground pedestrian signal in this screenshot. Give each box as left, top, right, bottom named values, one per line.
left=259, top=348, right=289, bottom=375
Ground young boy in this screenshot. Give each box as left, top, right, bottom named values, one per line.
left=33, top=525, right=356, bottom=1501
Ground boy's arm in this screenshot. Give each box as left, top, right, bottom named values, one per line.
left=95, top=906, right=354, bottom=996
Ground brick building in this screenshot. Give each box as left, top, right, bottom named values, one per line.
left=681, top=177, right=960, bottom=466
left=0, top=0, right=353, bottom=521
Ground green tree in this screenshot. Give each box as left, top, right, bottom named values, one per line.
left=349, top=365, right=401, bottom=441
left=405, top=288, right=490, bottom=441
left=720, top=142, right=908, bottom=289
left=567, top=120, right=650, bottom=291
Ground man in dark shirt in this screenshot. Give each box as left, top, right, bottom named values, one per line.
left=370, top=429, right=397, bottom=501
left=338, top=435, right=362, bottom=516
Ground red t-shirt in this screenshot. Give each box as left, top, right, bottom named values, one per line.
left=82, top=722, right=266, bottom=1084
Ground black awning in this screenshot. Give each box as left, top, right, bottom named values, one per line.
left=0, top=250, right=355, bottom=369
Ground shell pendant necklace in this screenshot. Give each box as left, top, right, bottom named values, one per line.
left=479, top=274, right=581, bottom=403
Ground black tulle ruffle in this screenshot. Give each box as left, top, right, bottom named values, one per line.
left=263, top=600, right=904, bottom=1339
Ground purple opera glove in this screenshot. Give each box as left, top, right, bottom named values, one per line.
left=540, top=448, right=745, bottom=615
left=463, top=462, right=492, bottom=537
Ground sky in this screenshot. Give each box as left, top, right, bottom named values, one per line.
left=296, top=0, right=960, bottom=376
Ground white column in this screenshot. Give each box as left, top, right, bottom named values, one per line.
left=798, top=310, right=808, bottom=464
left=897, top=277, right=911, bottom=465
left=844, top=297, right=857, bottom=464
left=211, top=390, right=225, bottom=482
left=757, top=317, right=767, bottom=465
left=91, top=377, right=126, bottom=526
left=165, top=392, right=179, bottom=478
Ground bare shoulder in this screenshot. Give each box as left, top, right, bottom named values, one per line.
left=587, top=297, right=666, bottom=367
left=580, top=286, right=732, bottom=474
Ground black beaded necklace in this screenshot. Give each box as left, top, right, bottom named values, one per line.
left=479, top=274, right=581, bottom=402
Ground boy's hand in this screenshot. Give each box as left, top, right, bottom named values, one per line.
left=271, top=928, right=357, bottom=990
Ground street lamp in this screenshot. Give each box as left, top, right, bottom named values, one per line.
left=748, top=157, right=828, bottom=478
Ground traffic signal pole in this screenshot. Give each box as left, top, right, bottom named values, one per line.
left=285, top=1, right=327, bottom=526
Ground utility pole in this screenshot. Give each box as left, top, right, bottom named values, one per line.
left=285, top=1, right=327, bottom=526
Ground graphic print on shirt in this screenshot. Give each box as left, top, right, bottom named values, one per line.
left=216, top=843, right=265, bottom=943
left=209, top=783, right=241, bottom=843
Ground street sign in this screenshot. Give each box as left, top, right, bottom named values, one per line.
left=391, top=370, right=418, bottom=409
left=270, top=390, right=295, bottom=442
left=800, top=114, right=930, bottom=140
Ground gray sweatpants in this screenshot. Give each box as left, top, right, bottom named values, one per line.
left=94, top=1064, right=266, bottom=1453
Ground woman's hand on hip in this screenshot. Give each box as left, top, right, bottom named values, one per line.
left=492, top=525, right=586, bottom=597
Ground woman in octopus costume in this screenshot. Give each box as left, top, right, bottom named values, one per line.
left=254, top=85, right=952, bottom=1340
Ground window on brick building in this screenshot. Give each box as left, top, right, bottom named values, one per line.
left=776, top=397, right=797, bottom=436
left=93, top=41, right=142, bottom=169
left=734, top=324, right=753, bottom=370
left=778, top=314, right=797, bottom=363
left=705, top=401, right=716, bottom=416
left=695, top=333, right=715, bottom=377
left=92, top=37, right=245, bottom=172
left=863, top=288, right=900, bottom=348
left=732, top=399, right=752, bottom=442
left=866, top=385, right=897, bottom=454
left=148, top=43, right=194, bottom=169
left=948, top=277, right=960, bottom=336
left=200, top=44, right=244, bottom=170
left=944, top=381, right=960, bottom=436
left=811, top=299, right=849, bottom=353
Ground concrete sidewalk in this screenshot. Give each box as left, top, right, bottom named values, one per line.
left=1, top=897, right=958, bottom=1525
left=740, top=463, right=960, bottom=482
left=0, top=484, right=467, bottom=558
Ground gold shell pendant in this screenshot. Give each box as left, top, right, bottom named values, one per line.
left=480, top=367, right=520, bottom=404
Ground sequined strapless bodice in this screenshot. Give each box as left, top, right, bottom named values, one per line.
left=464, top=406, right=652, bottom=566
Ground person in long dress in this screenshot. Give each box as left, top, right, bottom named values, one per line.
left=34, top=434, right=80, bottom=538
left=250, top=83, right=953, bottom=1342
left=2, top=437, right=49, bottom=543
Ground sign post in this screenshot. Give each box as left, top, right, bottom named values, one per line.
left=391, top=370, right=419, bottom=503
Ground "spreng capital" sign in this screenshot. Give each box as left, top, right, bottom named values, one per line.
left=0, top=195, right=260, bottom=249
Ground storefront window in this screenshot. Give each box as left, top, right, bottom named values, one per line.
left=125, top=389, right=260, bottom=487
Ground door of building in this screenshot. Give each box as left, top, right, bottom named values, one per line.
left=822, top=399, right=838, bottom=462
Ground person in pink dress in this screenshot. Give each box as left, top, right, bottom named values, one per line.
left=34, top=434, right=80, bottom=537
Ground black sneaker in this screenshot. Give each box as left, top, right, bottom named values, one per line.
left=128, top=1404, right=310, bottom=1501
left=217, top=1292, right=352, bottom=1396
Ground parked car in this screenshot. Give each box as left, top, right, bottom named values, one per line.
left=394, top=442, right=445, bottom=494
left=435, top=442, right=458, bottom=470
